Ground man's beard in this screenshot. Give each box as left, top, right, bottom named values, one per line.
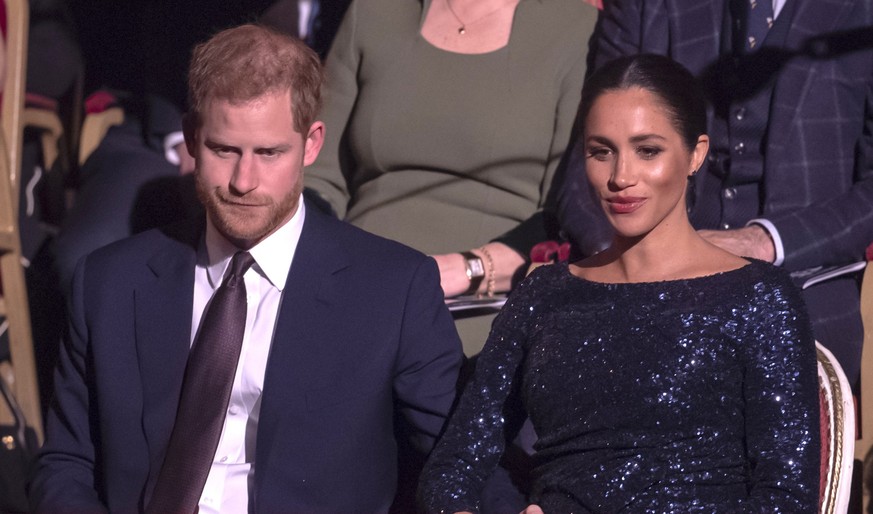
left=195, top=174, right=301, bottom=248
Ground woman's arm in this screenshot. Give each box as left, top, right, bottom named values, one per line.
left=740, top=270, right=820, bottom=511
left=417, top=274, right=538, bottom=512
left=433, top=242, right=525, bottom=298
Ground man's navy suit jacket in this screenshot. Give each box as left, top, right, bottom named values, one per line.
left=31, top=203, right=464, bottom=513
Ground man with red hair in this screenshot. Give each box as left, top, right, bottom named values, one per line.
left=31, top=24, right=462, bottom=513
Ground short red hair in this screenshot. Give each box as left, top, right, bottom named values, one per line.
left=187, top=23, right=323, bottom=134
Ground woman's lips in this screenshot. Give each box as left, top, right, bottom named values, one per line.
left=606, top=196, right=646, bottom=214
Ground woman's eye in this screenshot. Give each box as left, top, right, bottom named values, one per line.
left=587, top=147, right=612, bottom=161
left=637, top=146, right=662, bottom=159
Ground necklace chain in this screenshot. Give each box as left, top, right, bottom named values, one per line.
left=444, top=0, right=512, bottom=35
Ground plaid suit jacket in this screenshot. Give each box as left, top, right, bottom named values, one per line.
left=560, top=0, right=873, bottom=272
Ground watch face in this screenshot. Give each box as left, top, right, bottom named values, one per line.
left=468, top=258, right=485, bottom=277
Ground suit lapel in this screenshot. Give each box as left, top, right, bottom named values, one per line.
left=766, top=0, right=854, bottom=162
left=134, top=222, right=200, bottom=473
left=253, top=206, right=351, bottom=491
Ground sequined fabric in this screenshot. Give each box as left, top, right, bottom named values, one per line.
left=419, top=260, right=819, bottom=513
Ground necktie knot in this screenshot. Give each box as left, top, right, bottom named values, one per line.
left=227, top=251, right=255, bottom=286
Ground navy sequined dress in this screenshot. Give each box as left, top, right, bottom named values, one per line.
left=419, top=260, right=820, bottom=513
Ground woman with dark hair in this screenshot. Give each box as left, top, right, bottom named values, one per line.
left=418, top=54, right=820, bottom=513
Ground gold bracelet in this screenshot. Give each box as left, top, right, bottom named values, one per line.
left=478, top=246, right=495, bottom=297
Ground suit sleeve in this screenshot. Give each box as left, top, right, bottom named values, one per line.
left=303, top=0, right=360, bottom=218
left=30, top=257, right=108, bottom=513
left=766, top=69, right=873, bottom=270
left=392, top=257, right=464, bottom=454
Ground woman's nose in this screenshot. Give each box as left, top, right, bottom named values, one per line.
left=609, top=153, right=636, bottom=189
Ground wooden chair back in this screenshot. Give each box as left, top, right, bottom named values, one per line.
left=0, top=0, right=43, bottom=442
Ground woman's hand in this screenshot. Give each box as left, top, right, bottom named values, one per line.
left=432, top=253, right=471, bottom=298
left=432, top=243, right=526, bottom=298
left=520, top=505, right=544, bottom=514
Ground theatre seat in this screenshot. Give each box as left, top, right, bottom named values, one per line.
left=856, top=243, right=873, bottom=512
left=817, top=341, right=855, bottom=513
left=23, top=92, right=64, bottom=172
left=78, top=90, right=124, bottom=166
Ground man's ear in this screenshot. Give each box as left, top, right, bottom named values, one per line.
left=303, top=121, right=325, bottom=167
left=182, top=113, right=198, bottom=158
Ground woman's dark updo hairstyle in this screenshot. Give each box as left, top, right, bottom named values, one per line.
left=578, top=54, right=707, bottom=150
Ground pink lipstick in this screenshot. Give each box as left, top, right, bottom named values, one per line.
left=606, top=196, right=646, bottom=214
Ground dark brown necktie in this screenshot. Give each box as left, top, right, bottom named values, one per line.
left=147, top=251, right=256, bottom=514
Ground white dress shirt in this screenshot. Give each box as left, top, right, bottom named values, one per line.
left=773, top=0, right=786, bottom=19
left=192, top=200, right=305, bottom=513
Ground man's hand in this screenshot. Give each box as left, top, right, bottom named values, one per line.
left=698, top=225, right=776, bottom=262
left=520, top=505, right=544, bottom=514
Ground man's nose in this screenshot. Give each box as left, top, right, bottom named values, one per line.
left=230, top=152, right=258, bottom=194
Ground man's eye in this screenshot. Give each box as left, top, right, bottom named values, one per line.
left=258, top=149, right=281, bottom=158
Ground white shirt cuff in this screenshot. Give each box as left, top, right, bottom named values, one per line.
left=747, top=218, right=785, bottom=266
left=163, top=131, right=186, bottom=165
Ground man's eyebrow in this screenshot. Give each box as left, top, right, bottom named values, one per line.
left=204, top=138, right=237, bottom=149
left=256, top=144, right=293, bottom=152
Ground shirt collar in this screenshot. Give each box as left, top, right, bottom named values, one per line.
left=204, top=198, right=306, bottom=292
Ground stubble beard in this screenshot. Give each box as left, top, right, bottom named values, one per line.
left=196, top=174, right=302, bottom=248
